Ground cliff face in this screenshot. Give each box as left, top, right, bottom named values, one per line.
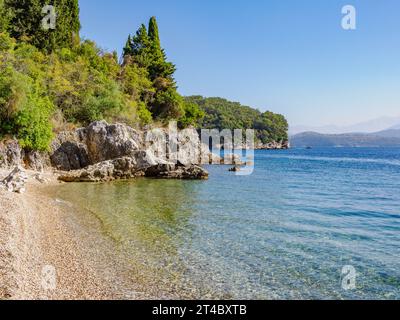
left=1, top=120, right=288, bottom=183
left=0, top=140, right=50, bottom=171
left=1, top=121, right=213, bottom=181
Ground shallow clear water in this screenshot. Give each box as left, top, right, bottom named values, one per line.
left=54, top=148, right=400, bottom=299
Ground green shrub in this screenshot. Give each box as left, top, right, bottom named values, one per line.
left=136, top=101, right=152, bottom=125
left=178, top=102, right=205, bottom=128
left=0, top=62, right=53, bottom=150
left=152, top=88, right=184, bottom=121
left=0, top=65, right=30, bottom=132
left=16, top=88, right=54, bottom=151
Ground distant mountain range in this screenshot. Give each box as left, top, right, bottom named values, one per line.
left=291, top=128, right=400, bottom=148
left=290, top=116, right=400, bottom=135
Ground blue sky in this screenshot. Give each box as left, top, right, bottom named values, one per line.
left=79, top=0, right=400, bottom=127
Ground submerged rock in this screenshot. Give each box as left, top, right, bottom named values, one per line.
left=145, top=163, right=209, bottom=180
left=1, top=166, right=29, bottom=193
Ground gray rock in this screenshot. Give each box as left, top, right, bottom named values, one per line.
left=2, top=121, right=210, bottom=181
left=23, top=150, right=51, bottom=171
left=145, top=163, right=209, bottom=180
left=255, top=140, right=290, bottom=150
left=51, top=141, right=89, bottom=171
left=144, top=126, right=219, bottom=165
left=33, top=173, right=47, bottom=183
left=50, top=121, right=142, bottom=171
left=58, top=157, right=144, bottom=182
left=57, top=151, right=160, bottom=183
left=85, top=121, right=142, bottom=164
left=1, top=166, right=28, bottom=193
left=0, top=140, right=22, bottom=168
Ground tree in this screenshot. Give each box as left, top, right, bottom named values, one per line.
left=123, top=34, right=133, bottom=57
left=147, top=16, right=176, bottom=81
left=178, top=102, right=205, bottom=128
left=125, top=17, right=176, bottom=82
left=5, top=0, right=81, bottom=52
left=152, top=88, right=184, bottom=120
left=0, top=0, right=12, bottom=32
left=148, top=16, right=161, bottom=51
left=185, top=96, right=289, bottom=143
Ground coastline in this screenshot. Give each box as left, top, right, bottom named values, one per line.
left=0, top=169, right=156, bottom=300
left=0, top=121, right=290, bottom=300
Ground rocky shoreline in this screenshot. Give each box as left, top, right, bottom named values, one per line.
left=1, top=121, right=212, bottom=185
left=0, top=121, right=289, bottom=299
left=1, top=121, right=289, bottom=187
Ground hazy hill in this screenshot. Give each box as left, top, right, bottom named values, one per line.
left=290, top=131, right=400, bottom=148
left=374, top=129, right=400, bottom=138
left=290, top=116, right=400, bottom=135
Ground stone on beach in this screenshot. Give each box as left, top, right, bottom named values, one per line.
left=1, top=166, right=29, bottom=193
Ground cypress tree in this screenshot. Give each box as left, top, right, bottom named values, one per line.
left=130, top=24, right=152, bottom=69
left=148, top=16, right=161, bottom=51
left=123, top=34, right=133, bottom=57
left=131, top=24, right=150, bottom=56
left=146, top=17, right=176, bottom=81
left=127, top=17, right=181, bottom=121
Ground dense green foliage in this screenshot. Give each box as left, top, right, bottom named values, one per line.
left=4, top=0, right=80, bottom=52
left=0, top=0, right=11, bottom=32
left=123, top=17, right=182, bottom=121
left=185, top=96, right=289, bottom=143
left=0, top=34, right=54, bottom=150
left=0, top=1, right=287, bottom=152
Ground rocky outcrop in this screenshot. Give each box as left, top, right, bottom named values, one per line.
left=50, top=121, right=142, bottom=171
left=0, top=140, right=50, bottom=171
left=1, top=166, right=28, bottom=193
left=0, top=140, right=23, bottom=169
left=84, top=121, right=142, bottom=164
left=52, top=121, right=212, bottom=181
left=58, top=154, right=208, bottom=182
left=1, top=121, right=289, bottom=184
left=58, top=156, right=146, bottom=182
left=145, top=163, right=209, bottom=180
left=23, top=151, right=50, bottom=172
left=255, top=140, right=290, bottom=150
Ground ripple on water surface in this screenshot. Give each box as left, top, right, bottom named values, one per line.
left=54, top=148, right=400, bottom=299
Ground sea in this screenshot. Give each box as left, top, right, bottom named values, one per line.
left=53, top=147, right=400, bottom=299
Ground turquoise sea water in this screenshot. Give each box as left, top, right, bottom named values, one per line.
left=54, top=148, right=400, bottom=299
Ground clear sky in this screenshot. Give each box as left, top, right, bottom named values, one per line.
left=79, top=0, right=400, bottom=127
